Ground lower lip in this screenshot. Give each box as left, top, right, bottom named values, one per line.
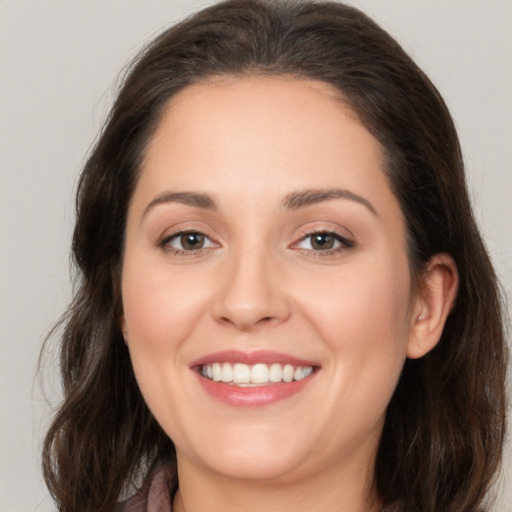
left=196, top=373, right=315, bottom=407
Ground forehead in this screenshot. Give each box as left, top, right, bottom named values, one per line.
left=142, top=76, right=382, bottom=182
left=133, top=75, right=402, bottom=225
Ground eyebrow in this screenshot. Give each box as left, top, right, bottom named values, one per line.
left=143, top=187, right=377, bottom=217
left=282, top=188, right=378, bottom=216
left=144, top=191, right=217, bottom=217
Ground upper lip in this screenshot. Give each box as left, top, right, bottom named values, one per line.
left=190, top=349, right=319, bottom=368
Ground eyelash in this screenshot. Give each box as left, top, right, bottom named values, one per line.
left=158, top=229, right=354, bottom=257
left=158, top=230, right=217, bottom=256
left=291, top=230, right=354, bottom=256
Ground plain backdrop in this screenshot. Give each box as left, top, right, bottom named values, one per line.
left=0, top=1, right=510, bottom=511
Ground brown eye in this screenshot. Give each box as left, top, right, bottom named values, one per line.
left=180, top=233, right=205, bottom=250
left=294, top=231, right=354, bottom=253
left=162, top=231, right=214, bottom=252
left=310, top=233, right=336, bottom=250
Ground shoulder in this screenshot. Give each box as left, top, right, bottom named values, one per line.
left=114, top=465, right=176, bottom=512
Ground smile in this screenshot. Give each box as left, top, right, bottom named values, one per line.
left=192, top=350, right=319, bottom=407
left=200, top=362, right=314, bottom=386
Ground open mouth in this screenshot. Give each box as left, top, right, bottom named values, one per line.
left=199, top=362, right=315, bottom=386
left=192, top=350, right=319, bottom=406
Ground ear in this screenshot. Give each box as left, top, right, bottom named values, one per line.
left=407, top=253, right=458, bottom=359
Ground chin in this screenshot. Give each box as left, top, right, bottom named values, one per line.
left=176, top=422, right=317, bottom=482
left=199, top=449, right=310, bottom=482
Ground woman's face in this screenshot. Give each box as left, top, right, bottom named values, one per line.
left=121, top=76, right=419, bottom=483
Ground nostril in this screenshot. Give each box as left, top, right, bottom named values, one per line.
left=213, top=274, right=292, bottom=330
left=255, top=316, right=274, bottom=326
left=219, top=314, right=277, bottom=331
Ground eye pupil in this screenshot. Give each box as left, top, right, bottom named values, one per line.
left=311, top=233, right=335, bottom=250
left=181, top=233, right=204, bottom=250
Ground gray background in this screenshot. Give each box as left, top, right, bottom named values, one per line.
left=1, top=1, right=510, bottom=510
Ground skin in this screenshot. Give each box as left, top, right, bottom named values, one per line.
left=121, top=75, right=458, bottom=512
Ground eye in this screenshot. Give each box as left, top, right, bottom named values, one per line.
left=293, top=231, right=353, bottom=252
left=160, top=231, right=215, bottom=253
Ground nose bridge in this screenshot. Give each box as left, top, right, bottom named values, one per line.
left=213, top=241, right=290, bottom=330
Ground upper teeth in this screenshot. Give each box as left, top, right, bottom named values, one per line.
left=201, top=363, right=314, bottom=386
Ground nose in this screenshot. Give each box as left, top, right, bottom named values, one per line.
left=212, top=247, right=291, bottom=331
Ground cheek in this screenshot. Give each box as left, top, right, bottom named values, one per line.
left=302, top=254, right=411, bottom=343
left=297, top=255, right=411, bottom=407
left=121, top=259, right=210, bottom=356
left=120, top=258, right=210, bottom=439
left=119, top=256, right=214, bottom=425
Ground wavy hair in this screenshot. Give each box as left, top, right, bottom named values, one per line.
left=41, top=1, right=508, bottom=511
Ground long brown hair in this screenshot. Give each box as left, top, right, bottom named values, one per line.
left=41, top=1, right=508, bottom=511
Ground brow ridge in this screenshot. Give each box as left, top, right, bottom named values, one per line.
left=144, top=191, right=217, bottom=216
left=282, top=188, right=377, bottom=215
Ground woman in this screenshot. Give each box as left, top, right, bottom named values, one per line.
left=41, top=1, right=508, bottom=511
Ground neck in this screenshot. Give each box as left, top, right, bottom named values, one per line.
left=172, top=453, right=382, bottom=512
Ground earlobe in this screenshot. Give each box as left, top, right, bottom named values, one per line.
left=407, top=253, right=458, bottom=359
